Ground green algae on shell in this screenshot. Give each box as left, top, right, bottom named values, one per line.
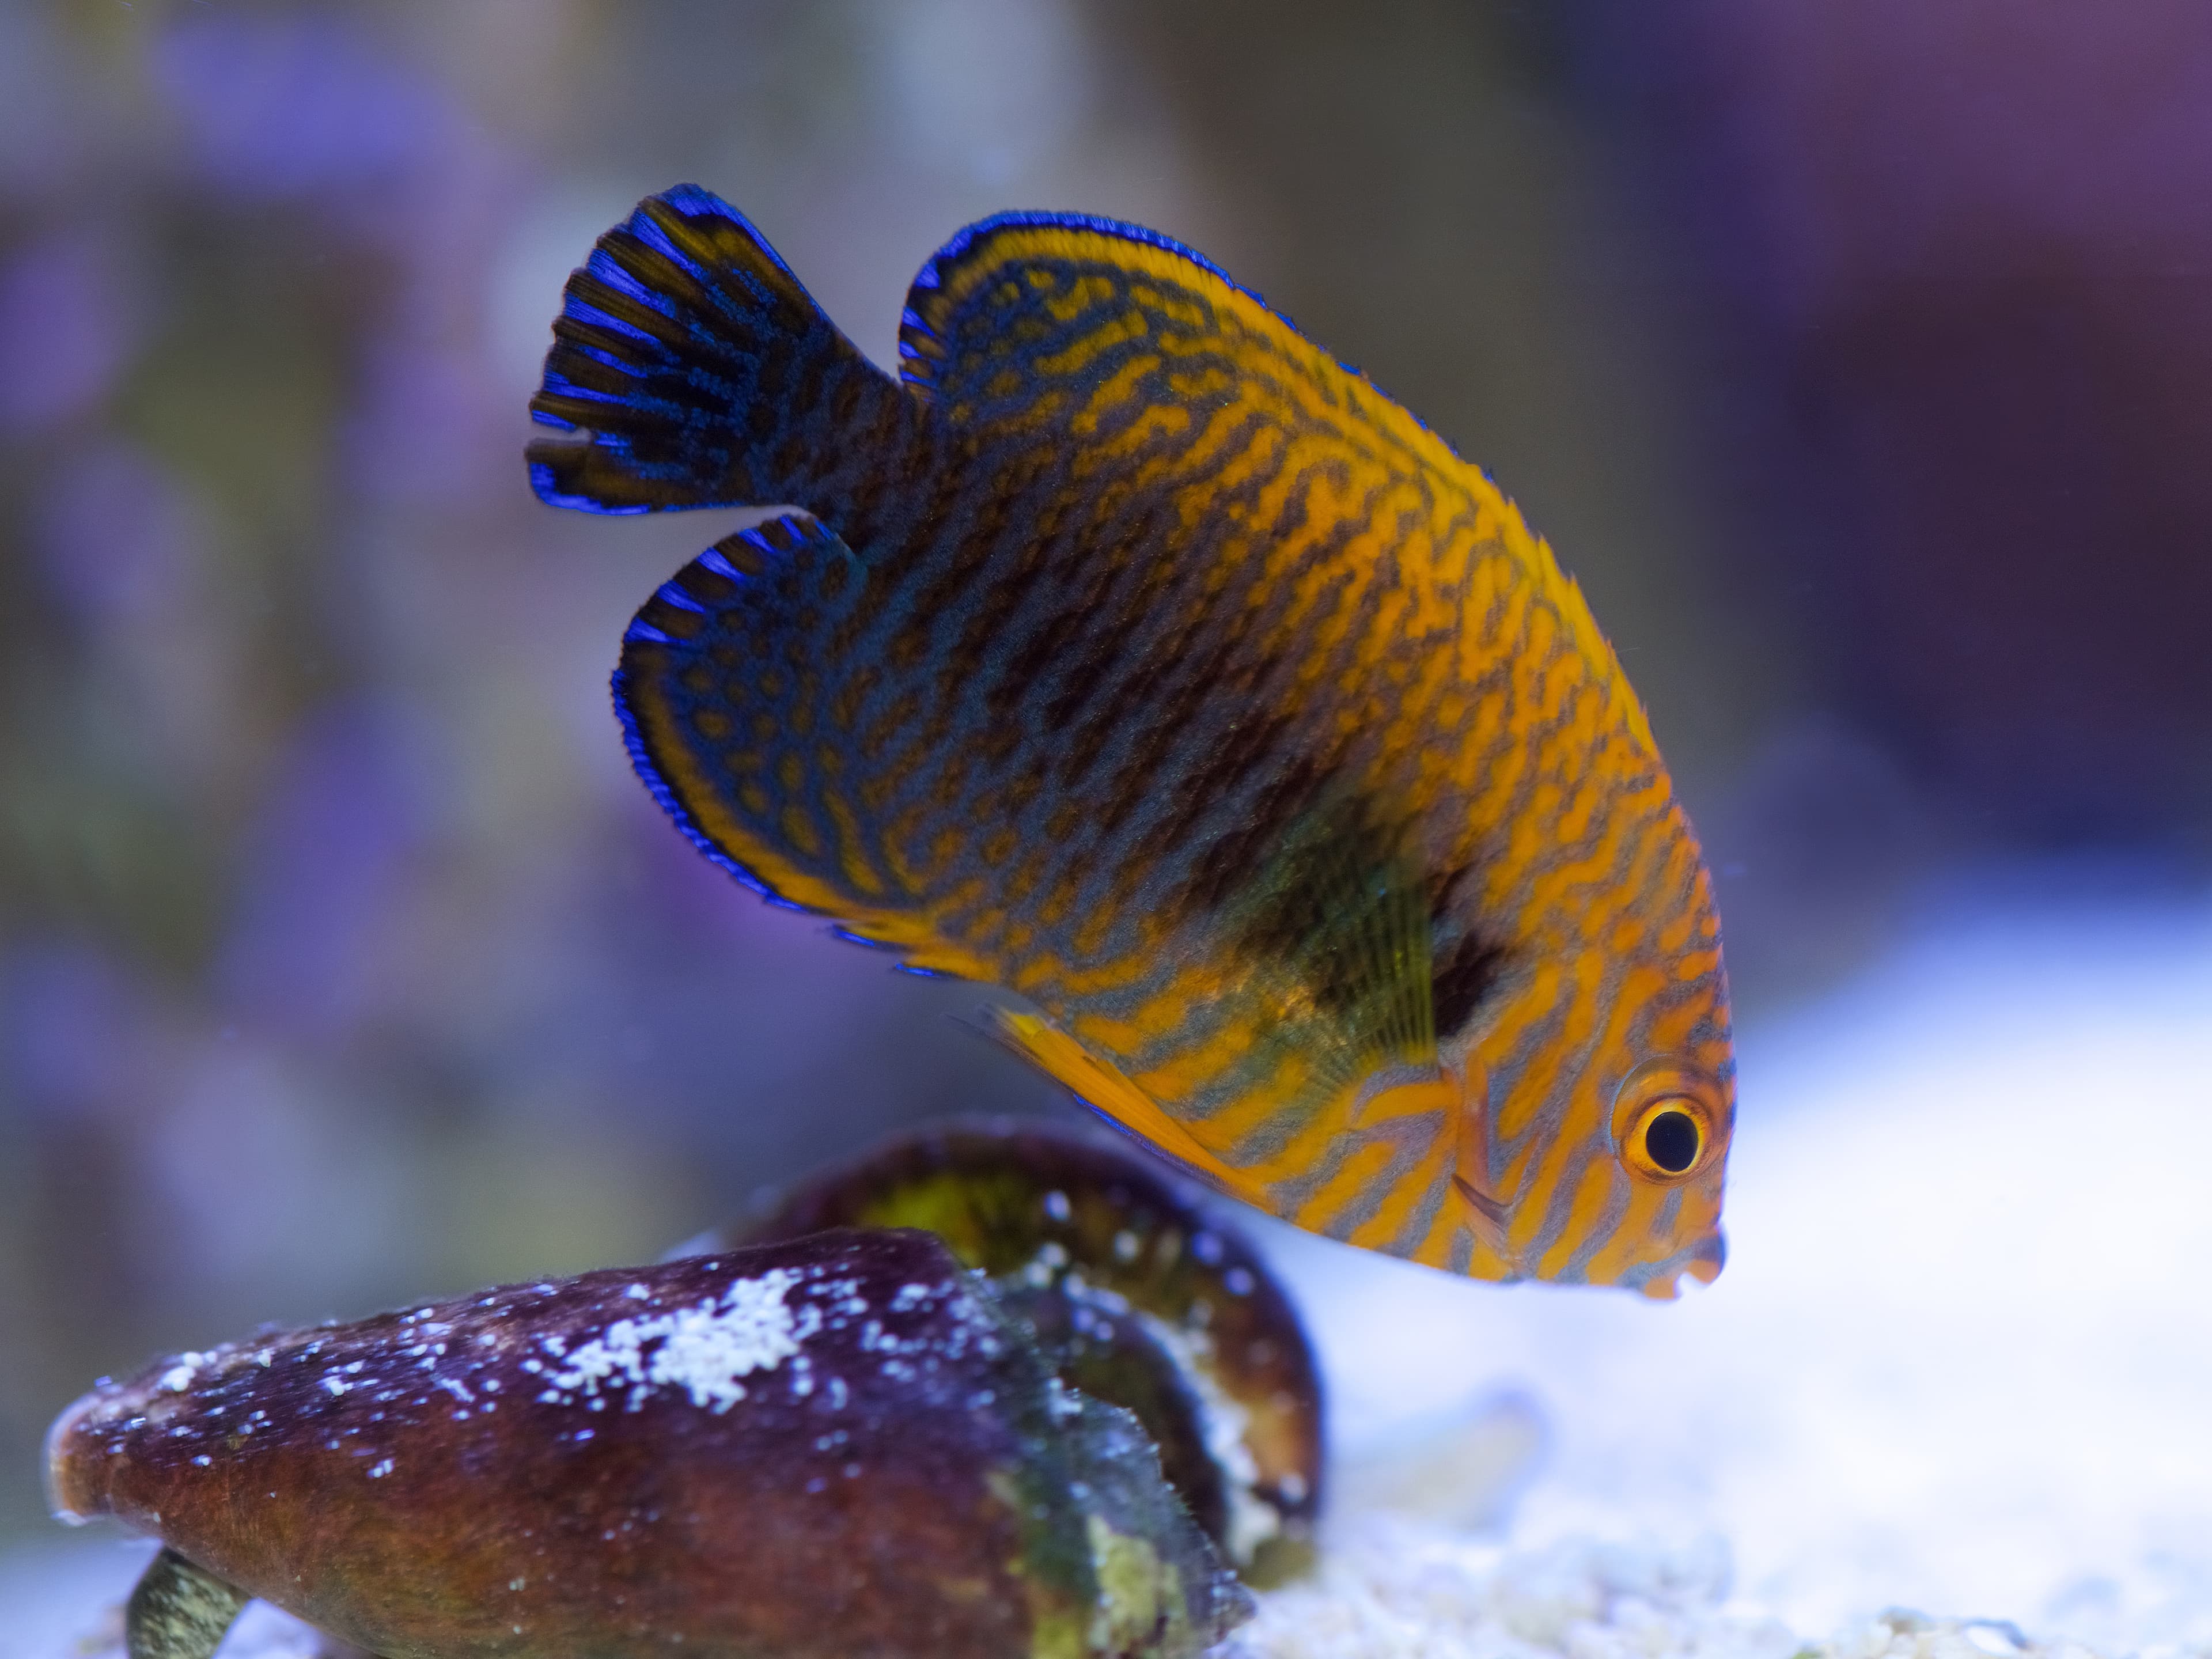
left=720, top=1118, right=1325, bottom=1585
left=47, top=1228, right=1249, bottom=1659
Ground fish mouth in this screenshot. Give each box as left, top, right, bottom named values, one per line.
left=1629, top=1229, right=1726, bottom=1301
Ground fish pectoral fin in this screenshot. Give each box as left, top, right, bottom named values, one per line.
left=983, top=1009, right=1274, bottom=1212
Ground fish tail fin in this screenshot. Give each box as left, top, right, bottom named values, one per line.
left=527, top=185, right=911, bottom=516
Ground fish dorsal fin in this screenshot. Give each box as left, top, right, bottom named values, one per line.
left=894, top=210, right=1455, bottom=465
left=899, top=211, right=1256, bottom=399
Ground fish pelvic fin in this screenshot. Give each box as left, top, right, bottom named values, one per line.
left=528, top=185, right=913, bottom=517
left=984, top=1008, right=1277, bottom=1215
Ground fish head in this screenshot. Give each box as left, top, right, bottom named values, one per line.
left=1449, top=872, right=1734, bottom=1300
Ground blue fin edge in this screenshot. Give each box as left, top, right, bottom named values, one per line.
left=913, top=209, right=1249, bottom=302
left=611, top=666, right=808, bottom=913
left=907, top=210, right=1298, bottom=346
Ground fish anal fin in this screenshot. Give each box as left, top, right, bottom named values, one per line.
left=615, top=514, right=998, bottom=981
left=986, top=1009, right=1274, bottom=1213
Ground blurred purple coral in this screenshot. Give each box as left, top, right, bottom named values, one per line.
left=0, top=232, right=136, bottom=433
left=153, top=14, right=452, bottom=203
left=2, top=944, right=146, bottom=1124
left=32, top=441, right=198, bottom=626
left=215, top=703, right=434, bottom=1041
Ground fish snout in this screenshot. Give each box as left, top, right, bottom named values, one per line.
left=1632, top=1228, right=1726, bottom=1301
left=1687, top=1228, right=1727, bottom=1285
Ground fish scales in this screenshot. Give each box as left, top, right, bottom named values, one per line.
left=530, top=187, right=1736, bottom=1297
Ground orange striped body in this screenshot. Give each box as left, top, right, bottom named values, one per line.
left=530, top=190, right=1734, bottom=1298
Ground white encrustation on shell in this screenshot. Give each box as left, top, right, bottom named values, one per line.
left=532, top=1268, right=815, bottom=1412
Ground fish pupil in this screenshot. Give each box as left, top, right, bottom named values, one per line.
left=1643, top=1109, right=1700, bottom=1174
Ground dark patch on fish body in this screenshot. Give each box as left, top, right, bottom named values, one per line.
left=1430, top=925, right=1514, bottom=1043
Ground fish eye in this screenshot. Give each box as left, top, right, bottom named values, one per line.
left=1611, top=1060, right=1722, bottom=1184
left=1637, top=1105, right=1701, bottom=1175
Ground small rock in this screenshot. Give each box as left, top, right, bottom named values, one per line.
left=47, top=1228, right=1248, bottom=1658
left=728, top=1116, right=1327, bottom=1585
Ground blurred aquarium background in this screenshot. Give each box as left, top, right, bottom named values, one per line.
left=3, top=0, right=2210, bottom=1600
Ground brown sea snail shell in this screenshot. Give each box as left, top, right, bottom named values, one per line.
left=47, top=1227, right=1249, bottom=1659
left=714, top=1117, right=1325, bottom=1585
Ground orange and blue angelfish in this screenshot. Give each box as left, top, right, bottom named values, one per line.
left=528, top=185, right=1736, bottom=1300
